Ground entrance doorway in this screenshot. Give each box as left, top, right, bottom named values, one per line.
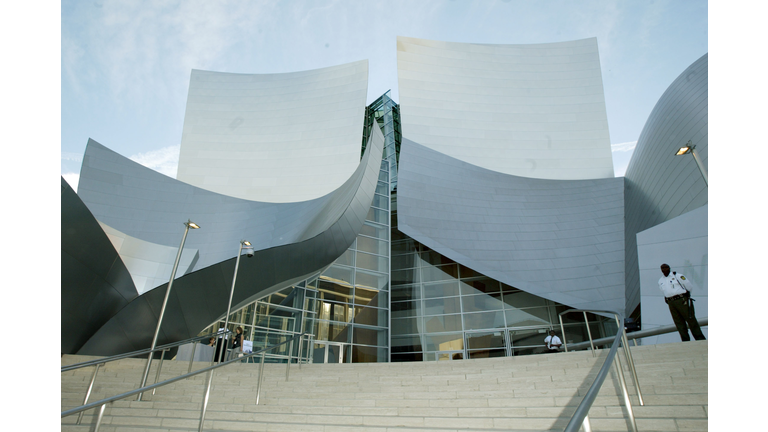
left=311, top=342, right=347, bottom=363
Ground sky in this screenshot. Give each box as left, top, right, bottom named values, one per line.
left=59, top=0, right=709, bottom=190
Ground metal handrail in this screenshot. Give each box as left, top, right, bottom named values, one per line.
left=61, top=330, right=232, bottom=372
left=566, top=317, right=708, bottom=351
left=62, top=332, right=313, bottom=432
left=559, top=309, right=639, bottom=432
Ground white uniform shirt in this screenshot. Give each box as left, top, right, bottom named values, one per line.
left=544, top=335, right=562, bottom=350
left=658, top=272, right=693, bottom=298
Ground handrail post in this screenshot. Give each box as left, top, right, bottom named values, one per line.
left=285, top=338, right=294, bottom=381
left=188, top=342, right=198, bottom=374
left=77, top=363, right=102, bottom=425
left=152, top=349, right=168, bottom=396
left=583, top=311, right=595, bottom=357
left=298, top=334, right=304, bottom=370
left=255, top=352, right=266, bottom=405
left=558, top=314, right=567, bottom=352
left=617, top=319, right=644, bottom=406
left=93, top=403, right=106, bottom=432
left=198, top=370, right=214, bottom=432
left=613, top=351, right=638, bottom=432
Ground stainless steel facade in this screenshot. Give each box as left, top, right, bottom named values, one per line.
left=396, top=138, right=626, bottom=314
left=623, top=54, right=708, bottom=316
left=69, top=126, right=384, bottom=355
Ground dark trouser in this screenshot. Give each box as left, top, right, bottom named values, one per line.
left=667, top=297, right=706, bottom=341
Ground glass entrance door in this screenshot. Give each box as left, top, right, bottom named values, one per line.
left=312, top=342, right=346, bottom=363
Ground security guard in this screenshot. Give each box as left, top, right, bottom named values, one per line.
left=658, top=263, right=706, bottom=341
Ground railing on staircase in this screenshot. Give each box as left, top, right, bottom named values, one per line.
left=62, top=332, right=313, bottom=432
left=558, top=309, right=640, bottom=432
left=62, top=330, right=232, bottom=425
left=559, top=311, right=708, bottom=432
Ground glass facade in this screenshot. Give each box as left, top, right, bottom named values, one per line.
left=201, top=92, right=614, bottom=364
left=389, top=193, right=618, bottom=362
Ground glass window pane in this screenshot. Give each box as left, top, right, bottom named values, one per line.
left=356, top=251, right=388, bottom=273
left=459, top=265, right=482, bottom=279
left=504, top=307, right=551, bottom=327
left=391, top=239, right=418, bottom=255
left=355, top=269, right=388, bottom=291
left=503, top=291, right=549, bottom=309
left=392, top=317, right=420, bottom=335
left=423, top=281, right=459, bottom=299
left=352, top=345, right=388, bottom=363
left=463, top=310, right=505, bottom=330
left=391, top=300, right=420, bottom=318
left=321, top=266, right=354, bottom=287
left=423, top=314, right=462, bottom=333
left=357, top=236, right=388, bottom=256
left=391, top=335, right=422, bottom=353
left=421, top=263, right=458, bottom=282
left=375, top=181, right=388, bottom=195
left=392, top=252, right=417, bottom=269
left=509, top=328, right=550, bottom=348
left=366, top=207, right=388, bottom=225
left=360, top=222, right=388, bottom=240
left=378, top=170, right=388, bottom=182
left=424, top=297, right=461, bottom=316
left=419, top=250, right=455, bottom=266
left=466, top=331, right=506, bottom=350
left=317, top=279, right=353, bottom=305
left=460, top=278, right=501, bottom=295
left=311, top=319, right=351, bottom=343
left=372, top=193, right=389, bottom=210
left=352, top=326, right=388, bottom=346
left=334, top=249, right=355, bottom=267
left=461, top=293, right=505, bottom=313
left=391, top=284, right=420, bottom=302
left=392, top=268, right=419, bottom=286
left=424, top=332, right=464, bottom=351
left=354, top=286, right=386, bottom=308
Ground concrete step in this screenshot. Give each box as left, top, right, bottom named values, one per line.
left=62, top=340, right=707, bottom=431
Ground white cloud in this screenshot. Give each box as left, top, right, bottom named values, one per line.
left=129, top=145, right=180, bottom=178
left=611, top=140, right=637, bottom=177
left=611, top=140, right=637, bottom=152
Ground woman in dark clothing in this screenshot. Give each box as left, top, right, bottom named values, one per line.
left=229, top=326, right=244, bottom=360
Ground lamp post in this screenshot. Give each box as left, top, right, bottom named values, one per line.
left=222, top=240, right=253, bottom=337
left=137, top=219, right=199, bottom=400
left=675, top=140, right=708, bottom=186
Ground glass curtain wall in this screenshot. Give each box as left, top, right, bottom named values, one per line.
left=390, top=194, right=618, bottom=362
left=362, top=90, right=401, bottom=191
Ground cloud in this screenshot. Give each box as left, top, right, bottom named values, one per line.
left=611, top=140, right=637, bottom=177
left=611, top=140, right=637, bottom=153
left=129, top=145, right=180, bottom=178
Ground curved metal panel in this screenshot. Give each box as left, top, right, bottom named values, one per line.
left=624, top=54, right=708, bottom=314
left=75, top=126, right=384, bottom=355
left=61, top=177, right=137, bottom=354
left=177, top=61, right=369, bottom=203
left=396, top=138, right=625, bottom=313
left=397, top=36, right=614, bottom=180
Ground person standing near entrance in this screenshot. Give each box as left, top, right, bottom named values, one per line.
left=544, top=330, right=562, bottom=353
left=658, top=263, right=706, bottom=342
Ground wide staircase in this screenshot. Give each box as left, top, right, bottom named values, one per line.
left=61, top=340, right=707, bottom=432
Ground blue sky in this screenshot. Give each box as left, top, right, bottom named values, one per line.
left=60, top=0, right=708, bottom=189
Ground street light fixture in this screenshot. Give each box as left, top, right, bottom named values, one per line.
left=138, top=219, right=199, bottom=400
left=675, top=140, right=708, bottom=186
